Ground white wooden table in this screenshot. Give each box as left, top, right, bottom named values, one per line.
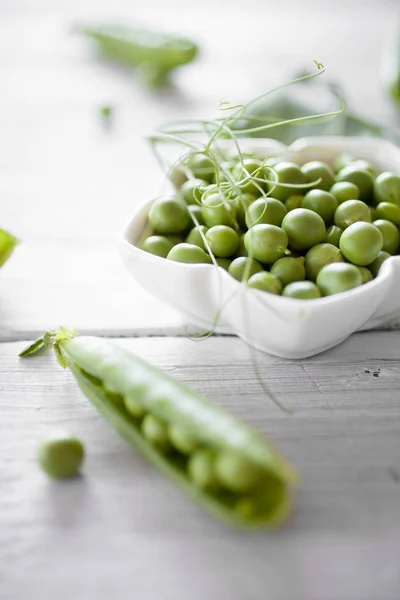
left=1, top=1, right=400, bottom=599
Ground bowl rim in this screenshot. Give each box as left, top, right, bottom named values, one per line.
left=119, top=135, right=400, bottom=311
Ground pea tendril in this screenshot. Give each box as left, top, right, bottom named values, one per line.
left=146, top=63, right=345, bottom=412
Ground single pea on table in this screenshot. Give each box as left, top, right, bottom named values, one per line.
left=139, top=151, right=400, bottom=299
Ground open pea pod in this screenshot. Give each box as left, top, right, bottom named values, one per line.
left=0, top=228, right=19, bottom=269
left=20, top=328, right=296, bottom=528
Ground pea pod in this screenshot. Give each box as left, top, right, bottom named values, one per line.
left=0, top=228, right=19, bottom=268
left=20, top=328, right=296, bottom=528
left=382, top=25, right=400, bottom=109
left=232, top=75, right=400, bottom=146
left=77, top=22, right=198, bottom=88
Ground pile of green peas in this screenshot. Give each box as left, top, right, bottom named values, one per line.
left=140, top=151, right=400, bottom=299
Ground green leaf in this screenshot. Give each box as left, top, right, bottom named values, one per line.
left=19, top=327, right=78, bottom=358
left=19, top=338, right=45, bottom=357
left=0, top=228, right=19, bottom=268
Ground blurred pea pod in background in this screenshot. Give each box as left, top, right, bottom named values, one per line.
left=0, top=229, right=19, bottom=269
left=382, top=21, right=400, bottom=110
left=76, top=22, right=199, bottom=89
left=233, top=72, right=400, bottom=146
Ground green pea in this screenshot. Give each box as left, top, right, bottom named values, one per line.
left=339, top=222, right=383, bottom=266
left=285, top=195, right=304, bottom=211
left=169, top=164, right=188, bottom=189
left=188, top=204, right=205, bottom=226
left=104, top=388, right=124, bottom=407
left=334, top=200, right=371, bottom=229
left=186, top=225, right=208, bottom=251
left=301, top=160, right=335, bottom=191
left=267, top=161, right=306, bottom=201
left=234, top=480, right=285, bottom=520
left=305, top=243, right=344, bottom=282
left=330, top=181, right=360, bottom=204
left=148, top=197, right=190, bottom=234
left=270, top=256, right=306, bottom=286
left=235, top=233, right=248, bottom=257
left=324, top=225, right=343, bottom=247
left=316, top=262, right=363, bottom=295
left=180, top=178, right=207, bottom=205
left=214, top=452, right=265, bottom=493
left=38, top=432, right=84, bottom=479
left=302, top=189, right=338, bottom=224
left=373, top=172, right=400, bottom=206
left=351, top=159, right=376, bottom=178
left=169, top=425, right=199, bottom=454
left=205, top=225, right=239, bottom=257
left=232, top=193, right=256, bottom=229
left=188, top=449, right=218, bottom=491
left=167, top=243, right=211, bottom=264
left=247, top=271, right=283, bottom=295
left=376, top=202, right=400, bottom=225
left=141, top=235, right=174, bottom=258
left=245, top=197, right=287, bottom=228
left=201, top=193, right=236, bottom=228
left=141, top=414, right=170, bottom=452
left=336, top=166, right=374, bottom=203
left=228, top=256, right=264, bottom=282
left=215, top=257, right=232, bottom=270
left=244, top=224, right=289, bottom=264
left=357, top=266, right=374, bottom=284
left=188, top=154, right=215, bottom=183
left=282, top=281, right=321, bottom=299
left=333, top=153, right=354, bottom=173
left=372, top=219, right=400, bottom=254
left=124, top=396, right=146, bottom=419
left=281, top=208, right=326, bottom=251
left=233, top=158, right=266, bottom=195
left=368, top=250, right=391, bottom=277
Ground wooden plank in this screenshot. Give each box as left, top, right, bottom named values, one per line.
left=1, top=333, right=400, bottom=599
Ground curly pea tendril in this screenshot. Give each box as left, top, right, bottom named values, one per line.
left=147, top=62, right=346, bottom=413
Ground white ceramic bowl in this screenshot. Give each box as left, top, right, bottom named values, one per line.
left=119, top=136, right=400, bottom=359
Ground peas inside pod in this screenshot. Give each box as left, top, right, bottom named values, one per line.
left=138, top=148, right=399, bottom=299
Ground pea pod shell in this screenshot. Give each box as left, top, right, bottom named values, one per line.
left=62, top=345, right=292, bottom=528
left=78, top=23, right=198, bottom=71
left=61, top=337, right=296, bottom=485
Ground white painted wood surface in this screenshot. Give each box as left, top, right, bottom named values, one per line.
left=2, top=2, right=400, bottom=599
left=1, top=334, right=400, bottom=600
